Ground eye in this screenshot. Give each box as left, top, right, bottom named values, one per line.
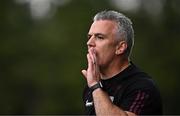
left=96, top=35, right=104, bottom=40
left=87, top=34, right=91, bottom=40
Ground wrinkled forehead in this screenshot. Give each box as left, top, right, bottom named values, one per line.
left=89, top=20, right=118, bottom=35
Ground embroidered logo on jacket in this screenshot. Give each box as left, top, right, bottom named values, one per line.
left=85, top=96, right=114, bottom=107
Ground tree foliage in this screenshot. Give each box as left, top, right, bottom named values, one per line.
left=0, top=0, right=179, bottom=114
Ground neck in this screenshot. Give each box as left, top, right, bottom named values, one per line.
left=100, top=58, right=130, bottom=80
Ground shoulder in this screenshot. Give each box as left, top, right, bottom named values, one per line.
left=130, top=73, right=158, bottom=90
left=124, top=71, right=159, bottom=94
left=122, top=62, right=159, bottom=91
left=118, top=74, right=162, bottom=114
left=123, top=73, right=162, bottom=103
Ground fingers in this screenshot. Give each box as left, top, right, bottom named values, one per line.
left=88, top=48, right=96, bottom=65
left=125, top=111, right=137, bottom=116
left=81, top=70, right=87, bottom=78
left=87, top=53, right=93, bottom=71
left=89, top=48, right=99, bottom=72
left=88, top=48, right=100, bottom=78
left=83, top=48, right=100, bottom=87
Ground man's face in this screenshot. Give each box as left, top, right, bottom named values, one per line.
left=87, top=20, right=118, bottom=69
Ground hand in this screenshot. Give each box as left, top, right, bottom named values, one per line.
left=82, top=48, right=101, bottom=87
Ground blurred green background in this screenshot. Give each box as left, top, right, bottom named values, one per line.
left=0, top=0, right=180, bottom=114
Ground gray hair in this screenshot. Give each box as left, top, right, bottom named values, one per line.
left=93, top=10, right=134, bottom=58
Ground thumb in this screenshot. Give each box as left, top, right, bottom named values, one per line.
left=81, top=70, right=87, bottom=78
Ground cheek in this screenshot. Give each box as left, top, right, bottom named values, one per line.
left=95, top=48, right=104, bottom=64
left=96, top=47, right=115, bottom=65
left=95, top=40, right=116, bottom=64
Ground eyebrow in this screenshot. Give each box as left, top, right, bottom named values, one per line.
left=88, top=33, right=107, bottom=37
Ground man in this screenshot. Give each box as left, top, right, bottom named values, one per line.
left=81, top=10, right=162, bottom=115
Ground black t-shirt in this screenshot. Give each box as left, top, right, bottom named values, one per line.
left=83, top=62, right=162, bottom=115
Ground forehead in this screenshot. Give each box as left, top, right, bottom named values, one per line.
left=89, top=20, right=118, bottom=34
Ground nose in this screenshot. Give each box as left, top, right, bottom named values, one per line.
left=87, top=36, right=95, bottom=48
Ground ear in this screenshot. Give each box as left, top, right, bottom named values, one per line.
left=115, top=41, right=127, bottom=55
